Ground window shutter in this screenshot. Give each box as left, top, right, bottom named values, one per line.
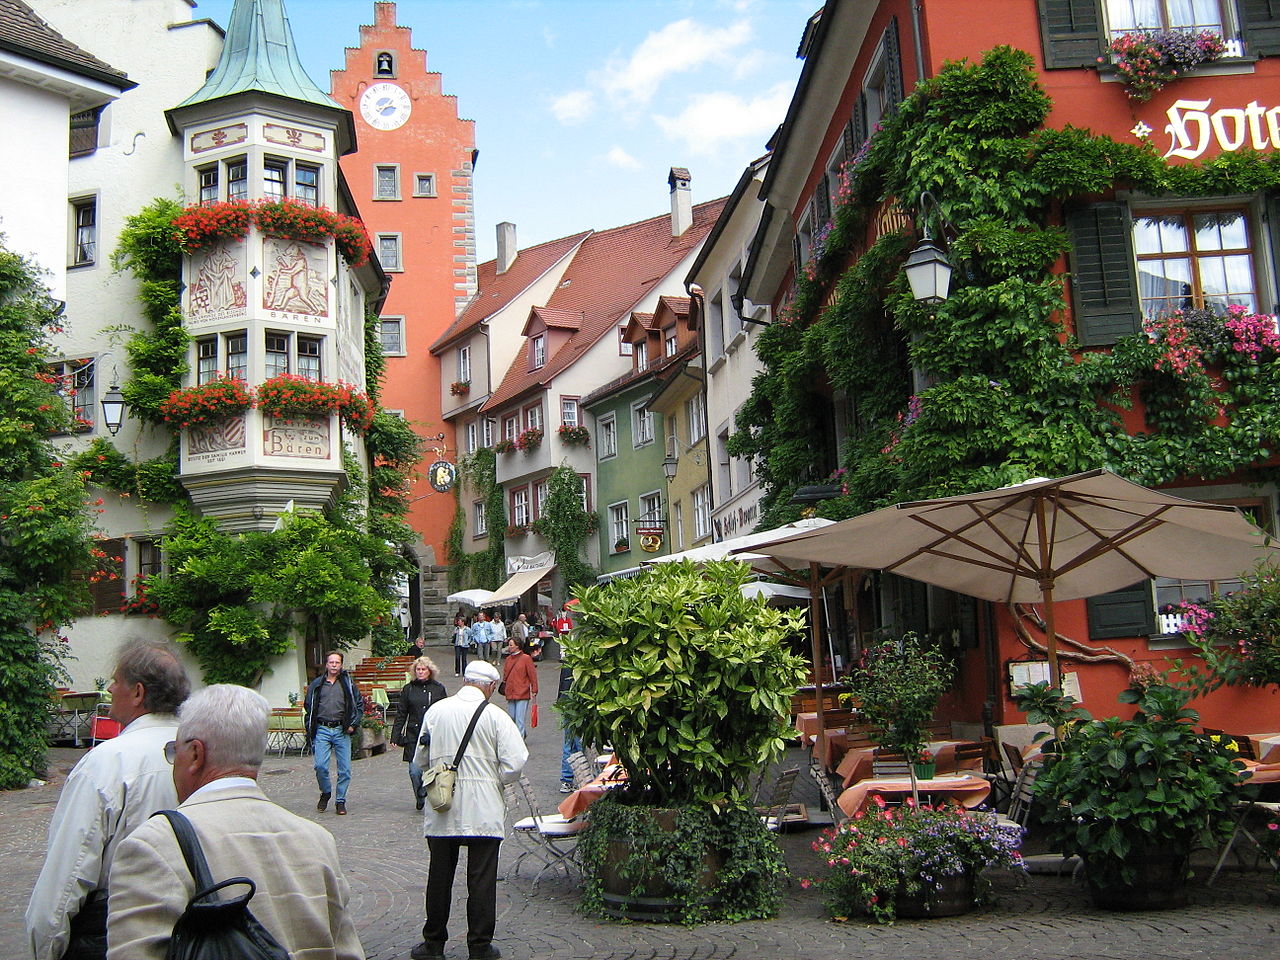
left=1266, top=193, right=1280, bottom=312
left=1066, top=202, right=1141, bottom=346
left=843, top=120, right=857, bottom=161
left=1242, top=0, right=1280, bottom=58
left=89, top=538, right=126, bottom=614
left=1038, top=0, right=1104, bottom=69
left=816, top=174, right=832, bottom=225
left=883, top=17, right=905, bottom=111
left=1086, top=581, right=1156, bottom=639
left=851, top=93, right=869, bottom=151
left=793, top=232, right=803, bottom=276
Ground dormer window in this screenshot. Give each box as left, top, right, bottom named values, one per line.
left=635, top=340, right=649, bottom=372
left=664, top=328, right=678, bottom=357
left=531, top=335, right=546, bottom=369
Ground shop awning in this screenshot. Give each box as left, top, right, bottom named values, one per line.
left=482, top=566, right=554, bottom=607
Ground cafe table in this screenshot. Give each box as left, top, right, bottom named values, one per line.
left=1244, top=732, right=1280, bottom=763
left=557, top=763, right=627, bottom=820
left=794, top=712, right=855, bottom=769
left=836, top=773, right=992, bottom=817
left=835, top=740, right=983, bottom=788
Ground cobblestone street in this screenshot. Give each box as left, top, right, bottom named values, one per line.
left=4, top=658, right=1279, bottom=960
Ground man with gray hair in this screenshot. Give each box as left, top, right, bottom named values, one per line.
left=410, top=659, right=527, bottom=960
left=106, top=684, right=364, bottom=960
left=27, top=638, right=190, bottom=960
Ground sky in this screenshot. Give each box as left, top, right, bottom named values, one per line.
left=193, top=0, right=812, bottom=262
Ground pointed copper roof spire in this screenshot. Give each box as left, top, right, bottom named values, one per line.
left=175, top=0, right=338, bottom=111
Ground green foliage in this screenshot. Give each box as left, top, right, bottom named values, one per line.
left=540, top=464, right=596, bottom=592
left=844, top=634, right=953, bottom=760
left=560, top=560, right=808, bottom=808
left=1027, top=681, right=1246, bottom=887
left=736, top=45, right=1280, bottom=529
left=447, top=449, right=505, bottom=590
left=64, top=436, right=183, bottom=503
left=363, top=305, right=386, bottom=406
left=0, top=240, right=98, bottom=787
left=575, top=795, right=787, bottom=923
left=1181, top=561, right=1280, bottom=688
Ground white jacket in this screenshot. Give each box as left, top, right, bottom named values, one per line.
left=414, top=685, right=527, bottom=838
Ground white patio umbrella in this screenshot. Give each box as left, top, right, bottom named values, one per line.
left=445, top=588, right=495, bottom=607
left=738, top=469, right=1280, bottom=686
left=644, top=517, right=835, bottom=569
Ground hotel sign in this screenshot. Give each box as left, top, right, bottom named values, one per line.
left=1155, top=98, right=1280, bottom=160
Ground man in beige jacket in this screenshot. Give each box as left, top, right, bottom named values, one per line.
left=106, top=684, right=364, bottom=960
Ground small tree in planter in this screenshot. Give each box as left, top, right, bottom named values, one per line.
left=844, top=634, right=953, bottom=791
left=561, top=559, right=808, bottom=922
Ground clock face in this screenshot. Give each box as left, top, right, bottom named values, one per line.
left=359, top=82, right=411, bottom=131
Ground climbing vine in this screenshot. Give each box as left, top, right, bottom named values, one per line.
left=447, top=447, right=505, bottom=590
left=735, top=47, right=1280, bottom=528
left=536, top=464, right=596, bottom=592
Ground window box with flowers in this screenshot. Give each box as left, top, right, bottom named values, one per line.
left=493, top=438, right=516, bottom=454
left=613, top=537, right=630, bottom=553
left=254, top=373, right=375, bottom=433
left=516, top=427, right=544, bottom=451
left=172, top=200, right=254, bottom=250
left=505, top=523, right=531, bottom=539
left=449, top=380, right=471, bottom=397
left=1103, top=29, right=1227, bottom=102
left=158, top=376, right=253, bottom=428
left=557, top=424, right=590, bottom=446
left=171, top=199, right=371, bottom=266
left=119, top=575, right=160, bottom=616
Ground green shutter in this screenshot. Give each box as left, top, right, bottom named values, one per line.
left=1066, top=202, right=1141, bottom=346
left=1242, top=0, right=1280, bottom=58
left=851, top=93, right=869, bottom=151
left=883, top=17, right=905, bottom=110
left=1038, top=0, right=1104, bottom=69
left=1086, top=581, right=1156, bottom=639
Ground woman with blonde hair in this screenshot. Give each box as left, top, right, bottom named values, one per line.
left=391, top=656, right=447, bottom=809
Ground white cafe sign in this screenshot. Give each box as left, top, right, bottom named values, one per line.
left=1150, top=98, right=1280, bottom=160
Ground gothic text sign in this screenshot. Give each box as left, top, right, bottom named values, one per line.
left=1160, top=98, right=1280, bottom=160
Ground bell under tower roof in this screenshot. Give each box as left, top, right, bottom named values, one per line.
left=175, top=0, right=340, bottom=112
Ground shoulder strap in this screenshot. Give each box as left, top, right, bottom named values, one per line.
left=451, top=700, right=489, bottom=768
left=155, top=809, right=216, bottom=891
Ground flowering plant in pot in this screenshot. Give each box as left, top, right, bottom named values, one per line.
left=172, top=201, right=253, bottom=250
left=254, top=373, right=374, bottom=433
left=558, top=424, right=590, bottom=446
left=492, top=438, right=516, bottom=454
left=158, top=375, right=253, bottom=427
left=1104, top=29, right=1227, bottom=101
left=806, top=797, right=1024, bottom=923
left=449, top=380, right=470, bottom=397
left=515, top=426, right=544, bottom=451
left=1015, top=678, right=1247, bottom=910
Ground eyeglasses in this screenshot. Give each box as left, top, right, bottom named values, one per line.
left=163, top=739, right=195, bottom=764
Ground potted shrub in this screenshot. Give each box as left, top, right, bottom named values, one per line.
left=807, top=797, right=1024, bottom=922
left=844, top=634, right=954, bottom=791
left=560, top=560, right=808, bottom=923
left=1015, top=679, right=1247, bottom=910
left=612, top=537, right=630, bottom=553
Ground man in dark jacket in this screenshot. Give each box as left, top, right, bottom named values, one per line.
left=304, top=651, right=364, bottom=816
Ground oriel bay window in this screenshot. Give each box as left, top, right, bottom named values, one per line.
left=265, top=332, right=290, bottom=377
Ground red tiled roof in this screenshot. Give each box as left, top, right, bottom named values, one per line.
left=523, top=306, right=583, bottom=335
left=430, top=230, right=591, bottom=353
left=481, top=197, right=729, bottom=413
left=0, top=0, right=132, bottom=89
left=629, top=312, right=656, bottom=332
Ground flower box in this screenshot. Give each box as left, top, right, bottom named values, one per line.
left=172, top=199, right=371, bottom=266
left=449, top=380, right=471, bottom=397
left=493, top=438, right=516, bottom=454
left=558, top=424, right=591, bottom=446
left=159, top=376, right=252, bottom=428
left=1104, top=29, right=1227, bottom=102
left=255, top=373, right=374, bottom=433
left=516, top=427, right=544, bottom=451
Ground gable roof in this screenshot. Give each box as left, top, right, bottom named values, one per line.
left=431, top=230, right=591, bottom=353
left=481, top=197, right=728, bottom=413
left=523, top=305, right=584, bottom=336
left=0, top=0, right=132, bottom=90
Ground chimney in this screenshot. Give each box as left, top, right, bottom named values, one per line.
left=496, top=222, right=517, bottom=275
left=669, top=167, right=692, bottom=237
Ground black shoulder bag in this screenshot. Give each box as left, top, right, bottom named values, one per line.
left=154, top=809, right=290, bottom=960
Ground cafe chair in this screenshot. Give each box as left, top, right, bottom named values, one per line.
left=1209, top=799, right=1280, bottom=885
left=807, top=757, right=848, bottom=827
left=870, top=750, right=912, bottom=778
left=508, top=776, right=585, bottom=887
left=566, top=750, right=595, bottom=790
left=756, top=766, right=801, bottom=832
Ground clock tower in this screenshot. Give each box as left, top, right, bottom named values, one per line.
left=331, top=2, right=477, bottom=640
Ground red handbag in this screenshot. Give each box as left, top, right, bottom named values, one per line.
left=530, top=703, right=538, bottom=728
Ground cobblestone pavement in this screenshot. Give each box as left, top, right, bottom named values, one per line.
left=4, top=655, right=1279, bottom=959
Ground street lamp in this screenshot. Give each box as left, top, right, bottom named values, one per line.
left=903, top=191, right=953, bottom=306
left=100, top=384, right=126, bottom=436
left=661, top=453, right=678, bottom=483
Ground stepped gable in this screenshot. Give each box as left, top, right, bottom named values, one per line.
left=432, top=230, right=591, bottom=352
left=481, top=196, right=728, bottom=412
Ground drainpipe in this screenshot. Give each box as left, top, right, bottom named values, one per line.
left=910, top=0, right=926, bottom=82
left=684, top=284, right=716, bottom=519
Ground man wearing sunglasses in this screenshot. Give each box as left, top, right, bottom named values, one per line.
left=27, top=639, right=190, bottom=960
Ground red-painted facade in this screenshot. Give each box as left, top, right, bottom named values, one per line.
left=330, top=2, right=476, bottom=565
left=759, top=0, right=1280, bottom=731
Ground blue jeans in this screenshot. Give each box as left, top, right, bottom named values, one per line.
left=313, top=725, right=352, bottom=801
left=409, top=759, right=424, bottom=799
left=561, top=730, right=583, bottom=784
left=506, top=698, right=530, bottom=737
left=453, top=645, right=469, bottom=675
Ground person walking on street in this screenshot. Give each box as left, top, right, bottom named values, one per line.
left=391, top=657, right=448, bottom=810
left=511, top=613, right=529, bottom=644
left=106, top=684, right=364, bottom=960
left=304, top=651, right=364, bottom=816
left=26, top=639, right=190, bottom=960
left=501, top=636, right=538, bottom=737
left=452, top=616, right=472, bottom=677
left=410, top=660, right=527, bottom=960
left=489, top=615, right=507, bottom=664
left=472, top=612, right=493, bottom=664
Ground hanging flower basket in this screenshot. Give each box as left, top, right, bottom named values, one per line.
left=558, top=424, right=590, bottom=446
left=254, top=373, right=375, bottom=433
left=159, top=375, right=253, bottom=427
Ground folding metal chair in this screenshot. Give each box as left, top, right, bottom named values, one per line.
left=1209, top=799, right=1280, bottom=884
left=566, top=751, right=595, bottom=790
left=89, top=701, right=121, bottom=748
left=808, top=757, right=848, bottom=827
left=507, top=776, right=585, bottom=887
left=756, top=766, right=800, bottom=831
left=870, top=750, right=912, bottom=778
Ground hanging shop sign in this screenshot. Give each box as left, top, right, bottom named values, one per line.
left=1144, top=98, right=1280, bottom=160
left=636, top=526, right=665, bottom=553
left=427, top=460, right=456, bottom=493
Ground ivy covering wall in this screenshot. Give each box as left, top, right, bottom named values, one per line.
left=447, top=446, right=506, bottom=591
left=734, top=47, right=1280, bottom=530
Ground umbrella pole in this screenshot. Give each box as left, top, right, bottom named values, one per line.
left=1043, top=582, right=1062, bottom=689
left=810, top=563, right=827, bottom=764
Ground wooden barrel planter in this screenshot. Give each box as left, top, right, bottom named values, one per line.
left=888, top=870, right=976, bottom=919
left=599, top=809, right=723, bottom=922
left=1084, top=849, right=1190, bottom=911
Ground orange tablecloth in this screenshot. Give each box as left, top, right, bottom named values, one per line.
left=834, top=740, right=982, bottom=788
left=836, top=774, right=992, bottom=817
left=557, top=765, right=626, bottom=819
left=795, top=712, right=856, bottom=768
left=1242, top=759, right=1280, bottom=785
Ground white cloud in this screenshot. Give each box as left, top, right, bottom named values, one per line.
left=550, top=89, right=595, bottom=124
left=652, top=82, right=793, bottom=155
left=605, top=146, right=642, bottom=170
left=598, top=18, right=753, bottom=106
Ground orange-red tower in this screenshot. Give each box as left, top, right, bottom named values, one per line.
left=330, top=2, right=476, bottom=583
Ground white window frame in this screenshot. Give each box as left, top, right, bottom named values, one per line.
left=635, top=340, right=649, bottom=372
left=473, top=500, right=487, bottom=537
left=693, top=484, right=712, bottom=540
left=413, top=172, right=437, bottom=197
left=377, top=233, right=403, bottom=272
left=674, top=501, right=685, bottom=550
left=560, top=397, right=579, bottom=427
left=465, top=421, right=478, bottom=454
left=512, top=486, right=531, bottom=527
left=639, top=491, right=663, bottom=524
left=295, top=163, right=320, bottom=206
left=609, top=501, right=630, bottom=546
left=380, top=317, right=405, bottom=356
left=1103, top=1, right=1234, bottom=44
left=458, top=344, right=471, bottom=382
left=534, top=479, right=550, bottom=519
left=687, top=391, right=706, bottom=443
left=524, top=403, right=543, bottom=432
left=531, top=334, right=546, bottom=369
left=577, top=473, right=592, bottom=512
left=632, top=401, right=653, bottom=448
left=618, top=326, right=633, bottom=356
left=70, top=195, right=97, bottom=267
left=503, top=415, right=519, bottom=441
left=482, top=418, right=495, bottom=447
left=263, top=157, right=288, bottom=201
left=197, top=165, right=219, bottom=205
left=598, top=414, right=617, bottom=459
left=225, top=331, right=248, bottom=382
left=297, top=335, right=323, bottom=380
left=265, top=331, right=291, bottom=378
left=375, top=163, right=401, bottom=200
left=227, top=157, right=249, bottom=202
left=664, top=329, right=678, bottom=357
left=196, top=337, right=218, bottom=385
